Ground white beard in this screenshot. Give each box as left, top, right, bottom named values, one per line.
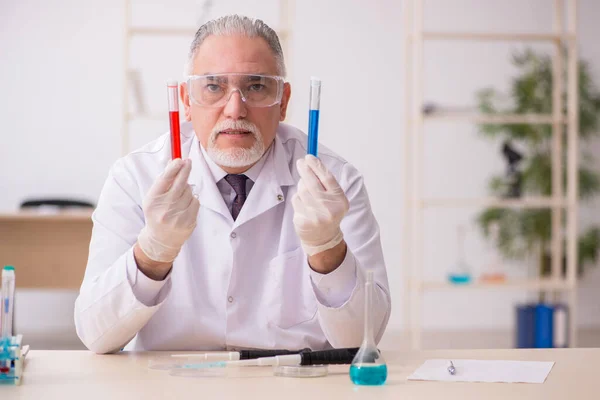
left=206, top=120, right=265, bottom=168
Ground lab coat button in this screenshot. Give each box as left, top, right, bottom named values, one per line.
left=228, top=296, right=234, bottom=303
left=230, top=232, right=237, bottom=239
left=277, top=194, right=284, bottom=201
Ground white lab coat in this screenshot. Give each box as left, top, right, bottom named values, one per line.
left=74, top=122, right=391, bottom=354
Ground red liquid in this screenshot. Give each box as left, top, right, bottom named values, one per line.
left=169, top=111, right=182, bottom=159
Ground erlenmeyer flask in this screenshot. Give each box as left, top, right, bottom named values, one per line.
left=448, top=224, right=472, bottom=284
left=349, top=270, right=387, bottom=385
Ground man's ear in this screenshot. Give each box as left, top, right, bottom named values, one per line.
left=279, top=82, right=292, bottom=121
left=180, top=82, right=192, bottom=121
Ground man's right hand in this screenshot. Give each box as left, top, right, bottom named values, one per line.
left=135, top=158, right=200, bottom=280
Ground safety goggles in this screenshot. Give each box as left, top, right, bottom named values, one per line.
left=187, top=73, right=285, bottom=108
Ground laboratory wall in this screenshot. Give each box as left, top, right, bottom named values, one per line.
left=1, top=0, right=600, bottom=348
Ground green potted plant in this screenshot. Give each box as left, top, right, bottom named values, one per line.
left=476, top=48, right=600, bottom=279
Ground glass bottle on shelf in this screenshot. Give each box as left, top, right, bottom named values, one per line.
left=480, top=222, right=506, bottom=283
left=448, top=224, right=473, bottom=284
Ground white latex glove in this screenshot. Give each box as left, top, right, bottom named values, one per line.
left=137, top=158, right=200, bottom=263
left=292, top=154, right=350, bottom=256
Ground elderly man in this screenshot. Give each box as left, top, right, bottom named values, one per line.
left=74, top=15, right=390, bottom=353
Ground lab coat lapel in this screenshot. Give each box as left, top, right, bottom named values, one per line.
left=187, top=136, right=232, bottom=220
left=233, top=135, right=296, bottom=227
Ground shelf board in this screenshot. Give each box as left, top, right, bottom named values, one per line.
left=128, top=27, right=198, bottom=36
left=423, top=112, right=563, bottom=125
left=421, top=32, right=572, bottom=42
left=412, top=278, right=573, bottom=291
left=0, top=210, right=93, bottom=222
left=127, top=113, right=169, bottom=121
left=420, top=197, right=568, bottom=209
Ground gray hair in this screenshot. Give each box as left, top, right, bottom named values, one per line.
left=185, top=15, right=286, bottom=77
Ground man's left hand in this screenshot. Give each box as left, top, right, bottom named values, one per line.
left=292, top=154, right=350, bottom=263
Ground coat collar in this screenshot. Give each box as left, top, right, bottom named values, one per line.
left=187, top=127, right=296, bottom=226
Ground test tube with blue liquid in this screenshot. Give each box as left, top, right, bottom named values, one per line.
left=307, top=77, right=321, bottom=156
left=350, top=270, right=387, bottom=386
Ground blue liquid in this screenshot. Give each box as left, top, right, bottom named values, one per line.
left=181, top=361, right=226, bottom=369
left=308, top=109, right=320, bottom=156
left=448, top=273, right=472, bottom=284
left=349, top=364, right=387, bottom=386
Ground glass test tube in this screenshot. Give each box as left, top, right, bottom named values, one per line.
left=307, top=77, right=321, bottom=156
left=167, top=80, right=182, bottom=160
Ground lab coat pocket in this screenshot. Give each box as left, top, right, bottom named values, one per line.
left=267, top=247, right=318, bottom=329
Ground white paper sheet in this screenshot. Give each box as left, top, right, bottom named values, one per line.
left=407, top=359, right=554, bottom=384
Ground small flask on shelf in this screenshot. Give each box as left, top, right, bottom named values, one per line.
left=448, top=225, right=472, bottom=284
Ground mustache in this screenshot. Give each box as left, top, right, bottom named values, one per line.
left=210, top=120, right=260, bottom=139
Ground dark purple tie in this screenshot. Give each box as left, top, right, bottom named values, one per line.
left=224, top=174, right=248, bottom=221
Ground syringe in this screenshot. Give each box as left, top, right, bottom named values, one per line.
left=178, top=347, right=361, bottom=369
left=167, top=79, right=182, bottom=160
left=171, top=348, right=311, bottom=361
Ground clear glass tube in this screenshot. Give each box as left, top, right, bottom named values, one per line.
left=307, top=77, right=321, bottom=156
left=167, top=79, right=181, bottom=160
left=480, top=222, right=506, bottom=283
left=309, top=77, right=321, bottom=110
left=349, top=270, right=387, bottom=385
left=1, top=267, right=15, bottom=340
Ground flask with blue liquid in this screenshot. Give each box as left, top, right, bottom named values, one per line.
left=349, top=270, right=387, bottom=386
left=448, top=224, right=473, bottom=284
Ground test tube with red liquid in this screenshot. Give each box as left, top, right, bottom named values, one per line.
left=167, top=79, right=182, bottom=159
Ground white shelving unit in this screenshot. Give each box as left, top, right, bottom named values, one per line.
left=121, top=0, right=294, bottom=156
left=403, top=0, right=579, bottom=350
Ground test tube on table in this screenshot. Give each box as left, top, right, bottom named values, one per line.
left=1, top=266, right=15, bottom=346
left=167, top=79, right=182, bottom=160
left=307, top=77, right=321, bottom=156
